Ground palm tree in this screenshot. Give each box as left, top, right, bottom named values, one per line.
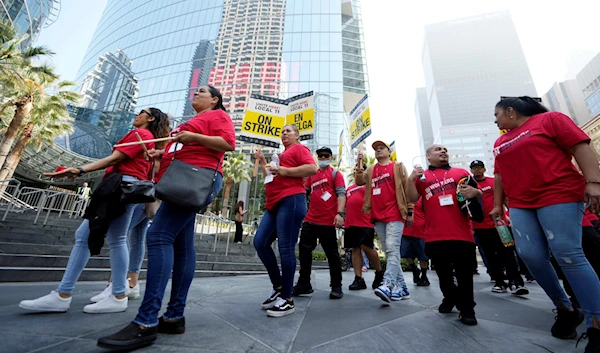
left=0, top=81, right=78, bottom=183
left=220, top=152, right=252, bottom=217
left=346, top=155, right=376, bottom=184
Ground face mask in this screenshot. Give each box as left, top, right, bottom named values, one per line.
left=318, top=160, right=331, bottom=168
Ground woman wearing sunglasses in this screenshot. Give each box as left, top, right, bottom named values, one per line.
left=19, top=108, right=170, bottom=314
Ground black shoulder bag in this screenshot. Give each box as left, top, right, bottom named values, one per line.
left=155, top=143, right=220, bottom=212
left=120, top=159, right=157, bottom=204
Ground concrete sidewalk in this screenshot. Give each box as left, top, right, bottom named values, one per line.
left=0, top=268, right=586, bottom=353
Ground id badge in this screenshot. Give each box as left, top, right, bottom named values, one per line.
left=373, top=188, right=381, bottom=196
left=264, top=174, right=274, bottom=184
left=321, top=191, right=332, bottom=201
left=439, top=194, right=454, bottom=206
left=168, top=143, right=183, bottom=153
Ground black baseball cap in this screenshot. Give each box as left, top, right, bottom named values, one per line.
left=316, top=146, right=333, bottom=155
left=470, top=160, right=485, bottom=168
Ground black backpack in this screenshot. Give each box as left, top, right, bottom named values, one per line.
left=456, top=175, right=485, bottom=223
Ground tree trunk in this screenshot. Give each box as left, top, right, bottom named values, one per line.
left=0, top=94, right=33, bottom=170
left=221, top=178, right=233, bottom=218
left=0, top=122, right=32, bottom=194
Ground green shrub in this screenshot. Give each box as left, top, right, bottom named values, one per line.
left=295, top=251, right=327, bottom=261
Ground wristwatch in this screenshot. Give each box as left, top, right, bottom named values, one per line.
left=337, top=211, right=345, bottom=218
left=407, top=211, right=414, bottom=216
left=77, top=167, right=86, bottom=176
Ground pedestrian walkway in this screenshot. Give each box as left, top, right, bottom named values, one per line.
left=2, top=268, right=584, bottom=352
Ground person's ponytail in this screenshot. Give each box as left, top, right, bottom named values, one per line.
left=496, top=96, right=548, bottom=117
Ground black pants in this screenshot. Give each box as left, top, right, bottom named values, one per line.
left=298, top=222, right=342, bottom=288
left=474, top=228, right=523, bottom=285
left=234, top=221, right=243, bottom=243
left=426, top=240, right=476, bottom=313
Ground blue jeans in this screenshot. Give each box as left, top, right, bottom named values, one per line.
left=134, top=172, right=222, bottom=327
left=57, top=176, right=139, bottom=296
left=374, top=221, right=407, bottom=289
left=511, top=202, right=600, bottom=328
left=127, top=203, right=149, bottom=274
left=253, top=194, right=307, bottom=299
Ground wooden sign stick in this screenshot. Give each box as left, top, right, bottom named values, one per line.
left=114, top=136, right=173, bottom=148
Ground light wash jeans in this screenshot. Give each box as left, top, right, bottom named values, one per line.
left=511, top=201, right=600, bottom=328
left=57, top=175, right=139, bottom=297
left=127, top=203, right=150, bottom=274
left=374, top=221, right=407, bottom=289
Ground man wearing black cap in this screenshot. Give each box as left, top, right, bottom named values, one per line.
left=355, top=140, right=414, bottom=303
left=470, top=160, right=528, bottom=296
left=294, top=147, right=346, bottom=299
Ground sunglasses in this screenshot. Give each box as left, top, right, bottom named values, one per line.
left=317, top=154, right=331, bottom=158
left=139, top=109, right=153, bottom=117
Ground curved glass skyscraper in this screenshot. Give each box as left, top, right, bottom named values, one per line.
left=71, top=0, right=368, bottom=156
left=0, top=0, right=59, bottom=46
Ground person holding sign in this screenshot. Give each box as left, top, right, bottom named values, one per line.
left=253, top=124, right=317, bottom=318
left=489, top=97, right=600, bottom=349
left=98, top=86, right=235, bottom=351
left=294, top=147, right=346, bottom=300
left=20, top=108, right=169, bottom=315
left=406, top=144, right=482, bottom=326
left=355, top=141, right=414, bottom=303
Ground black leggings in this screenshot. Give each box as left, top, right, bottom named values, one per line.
left=234, top=221, right=243, bottom=242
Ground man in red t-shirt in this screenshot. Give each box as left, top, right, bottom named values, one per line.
left=470, top=160, right=528, bottom=295
left=294, top=147, right=346, bottom=299
left=345, top=164, right=384, bottom=291
left=406, top=144, right=482, bottom=326
left=401, top=198, right=430, bottom=286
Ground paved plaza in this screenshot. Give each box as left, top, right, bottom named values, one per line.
left=0, top=268, right=586, bottom=353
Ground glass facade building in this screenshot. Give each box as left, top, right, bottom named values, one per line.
left=0, top=0, right=59, bottom=46
left=577, top=52, right=600, bottom=123
left=69, top=0, right=369, bottom=159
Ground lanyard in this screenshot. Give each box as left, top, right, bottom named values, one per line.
left=429, top=169, right=448, bottom=195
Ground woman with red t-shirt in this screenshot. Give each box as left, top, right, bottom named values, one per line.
left=253, top=124, right=317, bottom=318
left=98, top=86, right=236, bottom=350
left=490, top=96, right=600, bottom=350
left=20, top=108, right=170, bottom=315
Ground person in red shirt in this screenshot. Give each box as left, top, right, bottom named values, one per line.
left=470, top=160, right=527, bottom=295
left=294, top=146, right=346, bottom=299
left=355, top=141, right=414, bottom=303
left=98, top=86, right=236, bottom=350
left=345, top=164, right=384, bottom=291
left=253, top=125, right=317, bottom=318
left=21, top=108, right=169, bottom=316
left=406, top=144, right=483, bottom=326
left=490, top=97, right=600, bottom=350
left=401, top=198, right=430, bottom=286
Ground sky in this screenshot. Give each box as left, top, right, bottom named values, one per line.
left=36, top=0, right=600, bottom=165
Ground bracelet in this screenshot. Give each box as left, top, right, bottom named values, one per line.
left=407, top=211, right=414, bottom=216
left=586, top=180, right=600, bottom=184
left=77, top=167, right=86, bottom=176
left=337, top=211, right=345, bottom=218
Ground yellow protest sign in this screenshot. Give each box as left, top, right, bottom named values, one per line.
left=286, top=91, right=314, bottom=141
left=239, top=95, right=287, bottom=148
left=500, top=129, right=507, bottom=135
left=390, top=140, right=397, bottom=161
left=349, top=94, right=371, bottom=149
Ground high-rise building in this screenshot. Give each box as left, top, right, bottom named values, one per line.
left=183, top=40, right=215, bottom=118
left=415, top=87, right=433, bottom=161
left=576, top=52, right=600, bottom=123
left=421, top=10, right=536, bottom=170
left=542, top=80, right=590, bottom=125
left=0, top=0, right=59, bottom=46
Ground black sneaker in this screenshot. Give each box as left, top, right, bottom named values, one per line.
left=372, top=270, right=384, bottom=289
left=261, top=288, right=282, bottom=309
left=577, top=327, right=600, bottom=352
left=267, top=298, right=295, bottom=317
left=410, top=264, right=420, bottom=284
left=551, top=307, right=584, bottom=339
left=438, top=300, right=455, bottom=313
left=459, top=311, right=478, bottom=326
left=349, top=276, right=367, bottom=291
left=492, top=281, right=508, bottom=293
left=292, top=283, right=314, bottom=297
left=508, top=282, right=529, bottom=296
left=417, top=276, right=430, bottom=286
left=158, top=317, right=185, bottom=334
left=473, top=269, right=480, bottom=275
left=97, top=322, right=157, bottom=350
left=330, top=286, right=344, bottom=299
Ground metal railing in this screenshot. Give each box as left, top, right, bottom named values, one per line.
left=194, top=212, right=255, bottom=256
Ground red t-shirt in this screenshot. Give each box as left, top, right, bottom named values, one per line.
left=403, top=198, right=425, bottom=238
left=583, top=210, right=597, bottom=227
left=304, top=166, right=346, bottom=226
left=370, top=162, right=403, bottom=223
left=105, top=129, right=155, bottom=180
left=415, top=167, right=474, bottom=242
left=493, top=112, right=589, bottom=209
left=345, top=184, right=373, bottom=229
left=472, top=176, right=495, bottom=229
left=158, top=110, right=236, bottom=180
left=265, top=143, right=316, bottom=211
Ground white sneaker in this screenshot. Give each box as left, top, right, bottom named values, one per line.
left=83, top=295, right=127, bottom=313
left=91, top=283, right=112, bottom=303
left=19, top=291, right=71, bottom=312
left=126, top=283, right=141, bottom=300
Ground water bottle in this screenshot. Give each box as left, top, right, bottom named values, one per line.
left=414, top=164, right=426, bottom=181
left=271, top=153, right=280, bottom=169
left=495, top=219, right=515, bottom=247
